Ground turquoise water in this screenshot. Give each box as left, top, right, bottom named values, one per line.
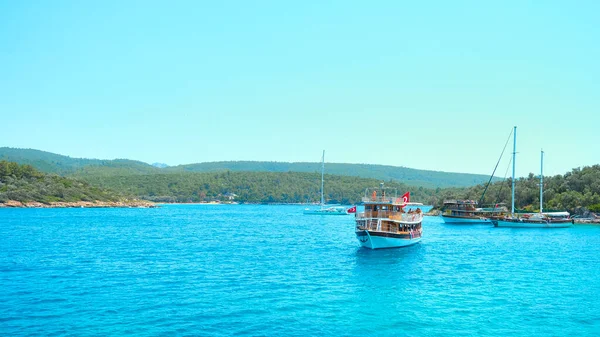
left=1, top=204, right=599, bottom=336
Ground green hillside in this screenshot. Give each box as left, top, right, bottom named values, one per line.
left=70, top=164, right=600, bottom=214
left=0, top=147, right=159, bottom=175
left=0, top=147, right=497, bottom=188
left=2, top=146, right=598, bottom=214
left=166, top=161, right=496, bottom=188
left=165, top=161, right=497, bottom=188
left=0, top=160, right=123, bottom=203
left=82, top=171, right=441, bottom=205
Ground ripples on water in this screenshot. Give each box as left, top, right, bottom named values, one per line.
left=1, top=205, right=599, bottom=336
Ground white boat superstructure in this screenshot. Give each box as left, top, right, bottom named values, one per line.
left=355, top=185, right=422, bottom=249
left=441, top=200, right=507, bottom=224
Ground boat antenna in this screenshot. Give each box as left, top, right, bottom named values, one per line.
left=478, top=128, right=514, bottom=206
left=321, top=150, right=325, bottom=206
left=511, top=126, right=517, bottom=215
left=540, top=149, right=544, bottom=214
left=495, top=153, right=513, bottom=206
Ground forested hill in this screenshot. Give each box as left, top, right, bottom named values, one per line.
left=164, top=161, right=497, bottom=188
left=0, top=147, right=496, bottom=188
left=68, top=164, right=600, bottom=213
left=81, top=171, right=443, bottom=205
left=0, top=147, right=159, bottom=175
left=0, top=161, right=122, bottom=203
left=2, top=151, right=599, bottom=213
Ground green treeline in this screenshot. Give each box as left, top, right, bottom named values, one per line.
left=81, top=165, right=600, bottom=214
left=163, top=161, right=497, bottom=188
left=0, top=147, right=495, bottom=188
left=3, top=157, right=600, bottom=214
left=460, top=165, right=600, bottom=213
left=0, top=147, right=160, bottom=175
left=0, top=161, right=121, bottom=203
left=81, top=171, right=439, bottom=205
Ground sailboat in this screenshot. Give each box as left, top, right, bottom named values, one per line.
left=303, top=150, right=353, bottom=215
left=493, top=127, right=573, bottom=228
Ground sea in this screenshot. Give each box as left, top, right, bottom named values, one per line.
left=1, top=204, right=599, bottom=336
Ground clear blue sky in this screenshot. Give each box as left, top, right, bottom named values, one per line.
left=1, top=1, right=598, bottom=176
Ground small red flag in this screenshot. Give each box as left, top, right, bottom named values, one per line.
left=347, top=206, right=357, bottom=213
left=402, top=192, right=410, bottom=204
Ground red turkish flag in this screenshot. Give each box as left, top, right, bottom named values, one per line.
left=402, top=192, right=410, bottom=204
left=347, top=206, right=357, bottom=213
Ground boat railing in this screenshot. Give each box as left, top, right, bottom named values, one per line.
left=357, top=211, right=423, bottom=223
left=443, top=199, right=478, bottom=205
left=361, top=196, right=400, bottom=203
left=356, top=219, right=422, bottom=235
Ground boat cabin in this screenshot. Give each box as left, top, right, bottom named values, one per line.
left=443, top=200, right=508, bottom=217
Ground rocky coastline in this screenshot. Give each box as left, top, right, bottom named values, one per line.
left=574, top=218, right=600, bottom=224
left=0, top=200, right=157, bottom=208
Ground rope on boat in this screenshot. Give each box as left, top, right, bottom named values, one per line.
left=479, top=128, right=514, bottom=206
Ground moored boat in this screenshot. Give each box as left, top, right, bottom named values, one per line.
left=492, top=213, right=573, bottom=228
left=494, top=141, right=573, bottom=228
left=441, top=200, right=507, bottom=224
left=304, top=150, right=355, bottom=215
left=304, top=205, right=351, bottom=215
left=355, top=185, right=422, bottom=249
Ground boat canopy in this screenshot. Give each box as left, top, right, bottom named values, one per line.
left=543, top=211, right=570, bottom=218
left=361, top=186, right=408, bottom=206
left=443, top=200, right=478, bottom=205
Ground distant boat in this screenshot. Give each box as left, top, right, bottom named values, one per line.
left=355, top=184, right=422, bottom=249
left=494, top=132, right=573, bottom=228
left=303, top=205, right=351, bottom=215
left=303, top=150, right=354, bottom=215
left=441, top=128, right=512, bottom=225
left=440, top=199, right=507, bottom=224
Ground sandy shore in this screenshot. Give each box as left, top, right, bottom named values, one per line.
left=0, top=200, right=157, bottom=208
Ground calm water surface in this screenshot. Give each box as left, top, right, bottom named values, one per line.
left=1, top=204, right=599, bottom=336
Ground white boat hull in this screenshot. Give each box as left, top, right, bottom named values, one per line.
left=355, top=230, right=421, bottom=249
left=494, top=219, right=573, bottom=228
left=303, top=208, right=349, bottom=215
left=441, top=215, right=491, bottom=225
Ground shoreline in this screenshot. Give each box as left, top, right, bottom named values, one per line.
left=0, top=200, right=157, bottom=208
left=573, top=219, right=600, bottom=224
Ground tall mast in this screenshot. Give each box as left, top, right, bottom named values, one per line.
left=321, top=150, right=325, bottom=206
left=540, top=149, right=544, bottom=214
left=511, top=126, right=517, bottom=215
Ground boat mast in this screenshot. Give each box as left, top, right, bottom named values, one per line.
left=321, top=150, right=325, bottom=206
left=511, top=126, right=517, bottom=215
left=540, top=149, right=544, bottom=214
